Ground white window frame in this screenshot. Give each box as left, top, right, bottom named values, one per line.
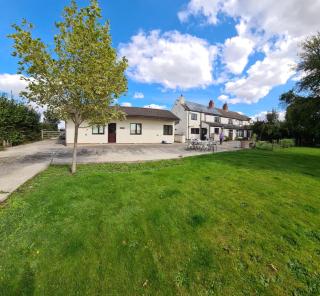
left=92, top=125, right=105, bottom=135
left=130, top=123, right=142, bottom=135
left=191, top=113, right=198, bottom=121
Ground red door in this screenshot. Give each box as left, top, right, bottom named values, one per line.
left=108, top=123, right=116, bottom=143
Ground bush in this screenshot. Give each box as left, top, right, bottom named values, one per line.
left=0, top=95, right=41, bottom=146
left=279, top=138, right=295, bottom=148
left=255, top=139, right=295, bottom=150
left=7, top=131, right=24, bottom=146
left=255, top=141, right=277, bottom=150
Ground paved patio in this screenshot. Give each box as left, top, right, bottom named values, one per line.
left=0, top=139, right=241, bottom=202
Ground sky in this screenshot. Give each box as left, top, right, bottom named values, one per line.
left=1, top=0, right=319, bottom=120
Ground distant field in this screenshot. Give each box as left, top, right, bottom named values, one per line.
left=1, top=148, right=320, bottom=295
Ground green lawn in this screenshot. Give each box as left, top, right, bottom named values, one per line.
left=1, top=148, right=320, bottom=295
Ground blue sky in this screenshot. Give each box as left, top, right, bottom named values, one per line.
left=1, top=0, right=319, bottom=119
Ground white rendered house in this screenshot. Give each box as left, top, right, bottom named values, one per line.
left=65, top=106, right=179, bottom=145
left=172, top=96, right=252, bottom=141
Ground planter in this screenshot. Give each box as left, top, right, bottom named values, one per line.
left=240, top=140, right=251, bottom=149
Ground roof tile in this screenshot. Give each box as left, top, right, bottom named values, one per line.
left=118, top=106, right=180, bottom=121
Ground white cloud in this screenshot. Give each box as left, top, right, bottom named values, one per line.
left=178, top=0, right=221, bottom=25
left=179, top=0, right=320, bottom=38
left=252, top=110, right=286, bottom=121
left=144, top=104, right=167, bottom=109
left=119, top=30, right=217, bottom=90
left=278, top=111, right=286, bottom=121
left=133, top=92, right=144, bottom=99
left=179, top=0, right=320, bottom=104
left=217, top=94, right=228, bottom=101
left=223, top=35, right=255, bottom=74
left=0, top=74, right=50, bottom=121
left=222, top=0, right=320, bottom=39
left=251, top=111, right=268, bottom=121
left=121, top=102, right=132, bottom=107
left=0, top=73, right=28, bottom=97
left=217, top=94, right=242, bottom=105
left=291, top=71, right=308, bottom=82
left=224, top=37, right=297, bottom=104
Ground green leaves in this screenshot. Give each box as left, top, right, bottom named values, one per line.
left=9, top=0, right=128, bottom=125
left=9, top=0, right=128, bottom=171
left=0, top=95, right=41, bottom=145
left=297, top=32, right=320, bottom=96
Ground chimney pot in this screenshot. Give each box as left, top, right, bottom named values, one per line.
left=208, top=100, right=214, bottom=109
left=223, top=103, right=228, bottom=111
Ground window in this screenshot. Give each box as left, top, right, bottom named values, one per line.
left=237, top=130, right=244, bottom=137
left=239, top=120, right=243, bottom=126
left=191, top=113, right=198, bottom=120
left=130, top=123, right=142, bottom=135
left=214, top=116, right=220, bottom=123
left=92, top=125, right=105, bottom=135
left=191, top=128, right=200, bottom=134
left=163, top=125, right=173, bottom=135
left=228, top=118, right=233, bottom=125
left=214, top=128, right=219, bottom=134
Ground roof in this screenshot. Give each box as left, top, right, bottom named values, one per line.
left=183, top=101, right=221, bottom=116
left=183, top=100, right=250, bottom=121
left=216, top=108, right=251, bottom=121
left=119, top=106, right=180, bottom=121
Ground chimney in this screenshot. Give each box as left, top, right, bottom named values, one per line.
left=208, top=100, right=214, bottom=109
left=178, top=94, right=185, bottom=104
left=223, top=102, right=228, bottom=111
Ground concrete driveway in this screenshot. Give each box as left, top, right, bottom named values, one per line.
left=0, top=139, right=241, bottom=202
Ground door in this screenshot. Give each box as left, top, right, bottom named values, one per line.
left=201, top=128, right=207, bottom=140
left=228, top=129, right=233, bottom=140
left=108, top=123, right=116, bottom=143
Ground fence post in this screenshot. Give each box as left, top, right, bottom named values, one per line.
left=41, top=130, right=44, bottom=140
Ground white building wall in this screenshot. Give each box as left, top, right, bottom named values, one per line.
left=171, top=99, right=251, bottom=141
left=220, top=117, right=229, bottom=124
left=188, top=111, right=201, bottom=140
left=172, top=100, right=188, bottom=136
left=66, top=118, right=175, bottom=144
left=188, top=111, right=201, bottom=127
left=205, top=114, right=215, bottom=123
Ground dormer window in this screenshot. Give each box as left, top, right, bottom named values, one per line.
left=214, top=116, right=220, bottom=123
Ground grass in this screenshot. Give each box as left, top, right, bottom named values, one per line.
left=1, top=148, right=320, bottom=295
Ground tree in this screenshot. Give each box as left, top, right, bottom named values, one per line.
left=280, top=91, right=320, bottom=145
left=297, top=32, right=320, bottom=96
left=280, top=33, right=320, bottom=145
left=9, top=0, right=128, bottom=173
left=42, top=109, right=60, bottom=131
left=252, top=110, right=283, bottom=141
left=0, top=94, right=41, bottom=146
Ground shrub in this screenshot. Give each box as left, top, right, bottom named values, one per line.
left=0, top=95, right=41, bottom=146
left=279, top=138, right=295, bottom=148
left=255, top=141, right=276, bottom=150
left=256, top=139, right=295, bottom=150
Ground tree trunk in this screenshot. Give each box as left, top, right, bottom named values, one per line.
left=71, top=123, right=79, bottom=174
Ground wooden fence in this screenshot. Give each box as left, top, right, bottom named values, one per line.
left=41, top=130, right=62, bottom=140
